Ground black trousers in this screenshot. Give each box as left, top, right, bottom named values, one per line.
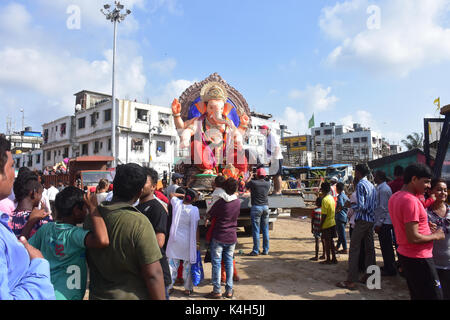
left=437, top=269, right=450, bottom=300
left=378, top=224, right=397, bottom=275
left=398, top=254, right=443, bottom=300
left=349, top=226, right=366, bottom=272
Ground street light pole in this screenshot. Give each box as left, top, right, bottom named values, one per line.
left=101, top=1, right=131, bottom=168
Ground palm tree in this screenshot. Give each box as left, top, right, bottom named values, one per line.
left=402, top=132, right=424, bottom=151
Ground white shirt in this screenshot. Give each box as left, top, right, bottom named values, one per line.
left=267, top=132, right=283, bottom=160
left=167, top=197, right=200, bottom=263
left=46, top=186, right=59, bottom=202
left=96, top=192, right=109, bottom=204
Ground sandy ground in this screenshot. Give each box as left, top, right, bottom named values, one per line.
left=84, top=214, right=410, bottom=300
left=169, top=214, right=410, bottom=301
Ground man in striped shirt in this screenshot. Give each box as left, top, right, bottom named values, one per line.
left=337, top=164, right=377, bottom=290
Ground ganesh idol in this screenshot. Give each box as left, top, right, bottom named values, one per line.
left=172, top=82, right=249, bottom=177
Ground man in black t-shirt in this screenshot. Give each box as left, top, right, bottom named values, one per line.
left=245, top=168, right=271, bottom=256
left=136, top=167, right=172, bottom=300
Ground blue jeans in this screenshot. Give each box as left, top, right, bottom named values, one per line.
left=335, top=220, right=347, bottom=251
left=251, top=205, right=270, bottom=254
left=211, top=239, right=236, bottom=294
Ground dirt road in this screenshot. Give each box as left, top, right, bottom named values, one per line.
left=169, top=215, right=410, bottom=300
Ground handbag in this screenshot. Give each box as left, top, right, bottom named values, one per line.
left=191, top=250, right=204, bottom=287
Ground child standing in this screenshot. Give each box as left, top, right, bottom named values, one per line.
left=310, top=197, right=325, bottom=261
left=10, top=171, right=52, bottom=239
left=167, top=189, right=200, bottom=296
left=320, top=182, right=338, bottom=265
left=29, top=187, right=109, bottom=300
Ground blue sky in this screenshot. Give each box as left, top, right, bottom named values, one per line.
left=1, top=0, right=450, bottom=147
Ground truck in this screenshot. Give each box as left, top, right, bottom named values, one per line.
left=42, top=156, right=115, bottom=190
left=196, top=193, right=305, bottom=235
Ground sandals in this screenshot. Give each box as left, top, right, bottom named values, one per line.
left=336, top=281, right=357, bottom=291
left=223, top=290, right=234, bottom=299
left=184, top=289, right=194, bottom=296
left=205, top=292, right=222, bottom=299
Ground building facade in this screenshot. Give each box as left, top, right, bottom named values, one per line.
left=41, top=90, right=179, bottom=179
left=281, top=135, right=313, bottom=167
left=12, top=150, right=43, bottom=172
left=311, top=122, right=390, bottom=165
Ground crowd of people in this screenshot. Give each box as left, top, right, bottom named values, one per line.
left=1, top=130, right=449, bottom=300
left=309, top=162, right=449, bottom=300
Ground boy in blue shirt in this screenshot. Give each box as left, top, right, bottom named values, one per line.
left=335, top=183, right=349, bottom=254
left=29, top=187, right=109, bottom=300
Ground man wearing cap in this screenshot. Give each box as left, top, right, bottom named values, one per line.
left=245, top=168, right=271, bottom=256
left=259, top=125, right=283, bottom=196
left=165, top=173, right=184, bottom=198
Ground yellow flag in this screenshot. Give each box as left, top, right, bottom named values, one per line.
left=434, top=97, right=440, bottom=110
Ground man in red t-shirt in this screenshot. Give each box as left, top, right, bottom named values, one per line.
left=389, top=163, right=445, bottom=300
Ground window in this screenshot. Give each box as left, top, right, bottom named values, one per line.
left=94, top=141, right=100, bottom=154
left=54, top=151, right=57, bottom=159
left=108, top=138, right=111, bottom=151
left=27, top=156, right=33, bottom=167
left=36, top=154, right=40, bottom=164
left=63, top=147, right=69, bottom=158
left=82, top=143, right=88, bottom=155
left=372, top=137, right=377, bottom=144
left=335, top=128, right=343, bottom=135
left=61, top=123, right=66, bottom=136
left=293, top=142, right=299, bottom=147
left=324, top=129, right=332, bottom=135
left=353, top=138, right=360, bottom=143
left=136, top=109, right=148, bottom=122
left=362, top=148, right=369, bottom=155
left=46, top=151, right=51, bottom=161
left=361, top=137, right=368, bottom=143
left=104, top=109, right=112, bottom=122
left=58, top=150, right=61, bottom=156
left=44, top=129, right=49, bottom=143
left=131, top=138, right=144, bottom=152
left=343, top=138, right=351, bottom=144
left=315, top=130, right=321, bottom=136
left=316, top=141, right=322, bottom=146
left=91, top=112, right=99, bottom=127
left=325, top=140, right=332, bottom=145
left=78, top=117, right=86, bottom=129
left=156, top=141, right=166, bottom=153
left=159, top=112, right=170, bottom=126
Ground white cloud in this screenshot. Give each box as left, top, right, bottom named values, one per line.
left=275, top=107, right=308, bottom=137
left=37, top=0, right=145, bottom=34
left=151, top=79, right=196, bottom=106
left=289, top=84, right=339, bottom=112
left=148, top=0, right=183, bottom=15
left=0, top=3, right=32, bottom=35
left=150, top=58, right=177, bottom=76
left=320, top=0, right=450, bottom=77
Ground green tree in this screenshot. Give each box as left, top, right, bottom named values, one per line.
left=401, top=132, right=424, bottom=151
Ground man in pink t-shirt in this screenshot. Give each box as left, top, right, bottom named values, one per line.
left=389, top=163, right=445, bottom=300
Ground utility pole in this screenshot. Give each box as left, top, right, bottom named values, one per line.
left=101, top=1, right=131, bottom=168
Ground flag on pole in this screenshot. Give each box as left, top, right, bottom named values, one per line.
left=434, top=97, right=441, bottom=111
left=308, top=114, right=315, bottom=129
